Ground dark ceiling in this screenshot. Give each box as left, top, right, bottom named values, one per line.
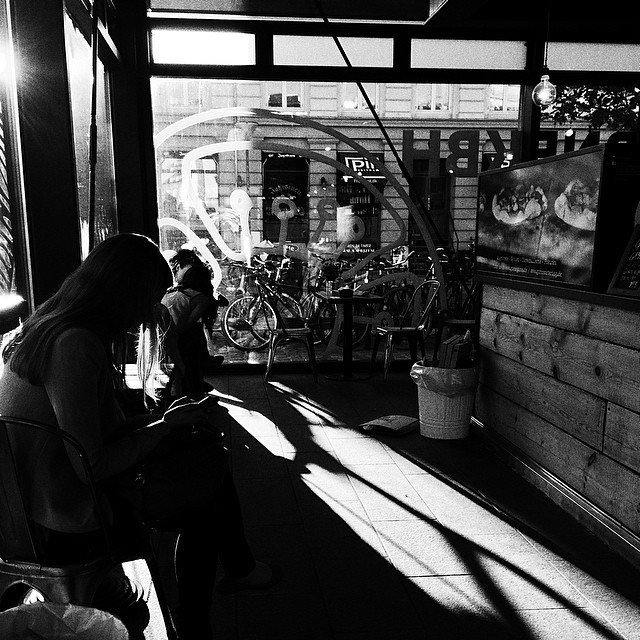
left=149, top=0, right=640, bottom=43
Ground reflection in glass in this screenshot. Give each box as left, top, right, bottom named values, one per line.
left=64, top=11, right=117, bottom=258
left=0, top=0, right=28, bottom=311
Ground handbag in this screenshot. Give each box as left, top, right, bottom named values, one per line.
left=107, top=426, right=229, bottom=521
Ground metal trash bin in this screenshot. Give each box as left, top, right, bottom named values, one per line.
left=410, top=361, right=478, bottom=440
left=0, top=602, right=129, bottom=639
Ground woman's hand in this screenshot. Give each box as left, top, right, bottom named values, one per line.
left=162, top=395, right=219, bottom=428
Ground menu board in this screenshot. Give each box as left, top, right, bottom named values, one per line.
left=476, top=142, right=640, bottom=291
left=608, top=226, right=640, bottom=297
left=476, top=147, right=604, bottom=287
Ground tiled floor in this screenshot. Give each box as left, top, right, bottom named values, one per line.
left=136, top=365, right=640, bottom=640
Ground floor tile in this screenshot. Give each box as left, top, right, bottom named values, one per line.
left=331, top=437, right=394, bottom=466
left=347, top=463, right=436, bottom=522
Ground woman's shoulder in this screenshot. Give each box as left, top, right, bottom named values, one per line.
left=54, top=326, right=106, bottom=357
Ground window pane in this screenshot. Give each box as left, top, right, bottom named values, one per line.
left=0, top=43, right=26, bottom=307
left=267, top=81, right=283, bottom=107
left=64, top=11, right=118, bottom=258
left=415, top=84, right=449, bottom=111
left=274, top=36, right=393, bottom=68
left=505, top=85, right=519, bottom=111
left=151, top=29, right=256, bottom=66
left=412, top=39, right=526, bottom=70
left=433, top=84, right=450, bottom=110
left=488, top=84, right=505, bottom=111
left=341, top=83, right=377, bottom=111
left=287, top=82, right=302, bottom=108
left=415, top=85, right=433, bottom=110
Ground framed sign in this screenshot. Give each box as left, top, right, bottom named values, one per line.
left=476, top=142, right=640, bottom=291
left=608, top=225, right=640, bottom=297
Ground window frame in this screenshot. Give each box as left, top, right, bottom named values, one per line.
left=339, top=82, right=380, bottom=116
left=265, top=80, right=304, bottom=111
left=486, top=83, right=520, bottom=117
left=412, top=83, right=452, bottom=118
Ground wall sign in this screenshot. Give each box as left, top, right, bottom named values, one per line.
left=608, top=225, right=640, bottom=297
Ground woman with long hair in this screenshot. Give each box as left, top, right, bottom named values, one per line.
left=0, top=233, right=278, bottom=639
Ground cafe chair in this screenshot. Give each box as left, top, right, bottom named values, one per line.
left=370, top=279, right=440, bottom=381
left=263, top=294, right=318, bottom=383
left=0, top=416, right=179, bottom=640
left=433, top=280, right=480, bottom=361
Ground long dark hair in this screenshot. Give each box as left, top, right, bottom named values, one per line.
left=3, top=234, right=172, bottom=398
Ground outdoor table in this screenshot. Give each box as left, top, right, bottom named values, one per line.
left=318, top=291, right=384, bottom=381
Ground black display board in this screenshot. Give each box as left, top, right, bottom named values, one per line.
left=608, top=225, right=640, bottom=297
left=476, top=141, right=640, bottom=292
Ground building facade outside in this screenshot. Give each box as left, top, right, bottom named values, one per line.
left=151, top=79, right=589, bottom=287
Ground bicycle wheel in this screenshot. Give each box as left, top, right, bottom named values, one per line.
left=275, top=292, right=303, bottom=320
left=221, top=295, right=275, bottom=351
left=315, top=300, right=337, bottom=344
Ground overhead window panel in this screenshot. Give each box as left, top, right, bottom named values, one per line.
left=411, top=39, right=526, bottom=69
left=274, top=36, right=393, bottom=67
left=548, top=43, right=640, bottom=72
left=151, top=29, right=255, bottom=65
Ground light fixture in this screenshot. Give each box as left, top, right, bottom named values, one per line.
left=532, top=67, right=556, bottom=107
left=532, top=3, right=556, bottom=108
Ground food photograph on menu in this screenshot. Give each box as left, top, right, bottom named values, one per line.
left=476, top=146, right=604, bottom=287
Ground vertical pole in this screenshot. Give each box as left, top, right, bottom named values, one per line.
left=88, top=0, right=100, bottom=252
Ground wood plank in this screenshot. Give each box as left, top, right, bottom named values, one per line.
left=604, top=404, right=640, bottom=474
left=479, top=307, right=640, bottom=414
left=476, top=386, right=640, bottom=534
left=479, top=350, right=605, bottom=449
left=483, top=284, right=640, bottom=351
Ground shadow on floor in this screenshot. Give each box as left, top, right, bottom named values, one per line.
left=144, top=370, right=640, bottom=640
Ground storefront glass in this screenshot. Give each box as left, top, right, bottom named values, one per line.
left=64, top=10, right=118, bottom=259
left=0, top=0, right=29, bottom=327
left=150, top=76, right=634, bottom=364
left=150, top=78, right=522, bottom=363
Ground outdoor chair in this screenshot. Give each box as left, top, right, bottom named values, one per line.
left=263, top=292, right=318, bottom=383
left=0, top=416, right=179, bottom=640
left=370, top=278, right=440, bottom=381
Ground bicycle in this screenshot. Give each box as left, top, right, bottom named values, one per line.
left=221, top=260, right=303, bottom=351
left=300, top=250, right=421, bottom=348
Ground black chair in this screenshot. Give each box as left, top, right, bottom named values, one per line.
left=263, top=292, right=318, bottom=383
left=370, top=279, right=441, bottom=381
left=0, top=416, right=179, bottom=639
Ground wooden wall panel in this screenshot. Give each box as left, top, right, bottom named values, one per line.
left=479, top=307, right=640, bottom=414
left=604, top=404, right=640, bottom=474
left=479, top=350, right=605, bottom=449
left=476, top=386, right=640, bottom=533
left=482, top=286, right=640, bottom=351
left=477, top=283, right=640, bottom=542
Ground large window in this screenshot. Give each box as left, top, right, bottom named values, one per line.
left=64, top=10, right=118, bottom=258
left=0, top=0, right=29, bottom=317
left=414, top=84, right=451, bottom=113
left=488, top=84, right=520, bottom=114
left=266, top=81, right=302, bottom=110
left=340, top=83, right=378, bottom=114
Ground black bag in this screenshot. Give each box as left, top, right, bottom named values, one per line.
left=108, top=426, right=229, bottom=521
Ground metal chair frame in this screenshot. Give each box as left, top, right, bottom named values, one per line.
left=259, top=281, right=318, bottom=383
left=0, top=415, right=179, bottom=639
left=370, top=279, right=441, bottom=381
